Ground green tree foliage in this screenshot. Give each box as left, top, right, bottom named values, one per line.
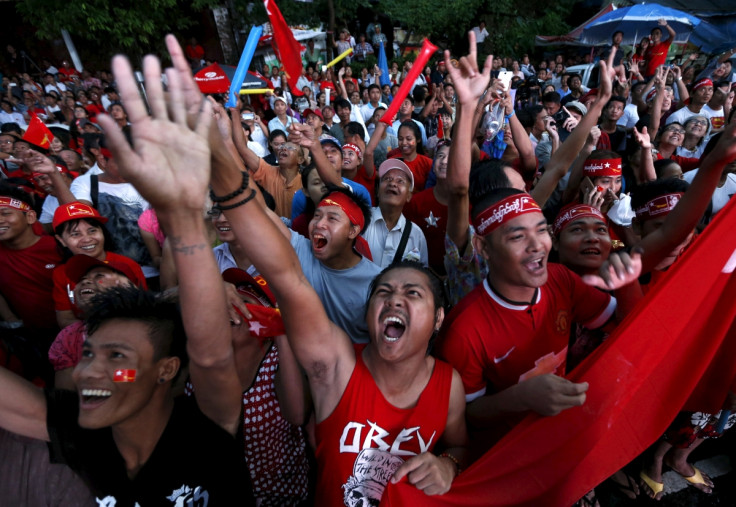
left=17, top=0, right=218, bottom=60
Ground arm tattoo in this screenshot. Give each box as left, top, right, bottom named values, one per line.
left=169, top=236, right=207, bottom=255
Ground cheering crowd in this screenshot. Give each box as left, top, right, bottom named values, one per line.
left=0, top=17, right=735, bottom=507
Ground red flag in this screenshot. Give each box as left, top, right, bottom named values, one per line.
left=263, top=0, right=304, bottom=96
left=23, top=112, right=54, bottom=150
left=381, top=189, right=736, bottom=505
left=113, top=369, right=136, bottom=382
left=437, top=114, right=444, bottom=140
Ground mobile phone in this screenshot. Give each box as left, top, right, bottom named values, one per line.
left=241, top=112, right=255, bottom=121
left=580, top=176, right=596, bottom=198
left=498, top=71, right=513, bottom=91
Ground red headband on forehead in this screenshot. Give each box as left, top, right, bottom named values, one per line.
left=342, top=143, right=362, bottom=158
left=693, top=78, right=713, bottom=91
left=552, top=203, right=605, bottom=236
left=635, top=193, right=683, bottom=222
left=317, top=191, right=365, bottom=231
left=0, top=196, right=31, bottom=212
left=583, top=158, right=622, bottom=178
left=472, top=193, right=542, bottom=237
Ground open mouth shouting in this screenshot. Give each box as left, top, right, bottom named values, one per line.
left=80, top=388, right=112, bottom=408
left=580, top=247, right=601, bottom=256
left=382, top=315, right=406, bottom=343
left=523, top=256, right=546, bottom=274
left=312, top=233, right=328, bottom=252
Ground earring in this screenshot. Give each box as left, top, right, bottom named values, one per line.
left=158, top=378, right=166, bottom=384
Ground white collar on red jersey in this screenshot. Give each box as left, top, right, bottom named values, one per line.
left=483, top=278, right=541, bottom=311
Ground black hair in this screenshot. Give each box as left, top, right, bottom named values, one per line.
left=397, top=121, right=425, bottom=155
left=468, top=159, right=516, bottom=211
left=334, top=98, right=352, bottom=111
left=0, top=123, right=22, bottom=135
left=653, top=159, right=680, bottom=179
left=367, top=84, right=380, bottom=93
left=319, top=184, right=372, bottom=235
left=0, top=181, right=36, bottom=208
left=368, top=259, right=446, bottom=312
left=606, top=95, right=627, bottom=108
left=85, top=287, right=188, bottom=372
left=268, top=129, right=287, bottom=143
left=412, top=87, right=427, bottom=103
left=471, top=187, right=526, bottom=222
left=300, top=162, right=320, bottom=216
left=630, top=178, right=690, bottom=211
left=345, top=121, right=365, bottom=140
left=568, top=73, right=581, bottom=82
left=520, top=105, right=544, bottom=129
left=542, top=91, right=561, bottom=104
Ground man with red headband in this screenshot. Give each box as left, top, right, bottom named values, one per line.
left=437, top=187, right=641, bottom=450
left=288, top=187, right=381, bottom=343
left=666, top=78, right=714, bottom=126
left=0, top=182, right=61, bottom=338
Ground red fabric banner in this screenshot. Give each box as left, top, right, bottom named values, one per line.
left=381, top=190, right=736, bottom=506
left=263, top=0, right=304, bottom=96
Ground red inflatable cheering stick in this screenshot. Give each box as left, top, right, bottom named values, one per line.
left=380, top=39, right=438, bottom=126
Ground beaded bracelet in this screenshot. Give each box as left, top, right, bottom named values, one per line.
left=209, top=171, right=250, bottom=203
left=216, top=188, right=257, bottom=211
left=439, top=452, right=461, bottom=475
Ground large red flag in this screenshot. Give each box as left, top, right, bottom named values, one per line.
left=381, top=191, right=736, bottom=505
left=263, top=0, right=304, bottom=96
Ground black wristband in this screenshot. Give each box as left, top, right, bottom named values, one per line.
left=209, top=171, right=249, bottom=203
left=216, top=188, right=257, bottom=211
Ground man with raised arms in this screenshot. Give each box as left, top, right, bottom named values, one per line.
left=0, top=37, right=252, bottom=506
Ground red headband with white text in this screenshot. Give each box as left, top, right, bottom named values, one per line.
left=583, top=158, right=622, bottom=178
left=473, top=193, right=542, bottom=237
left=0, top=196, right=31, bottom=212
left=635, top=193, right=683, bottom=222
left=552, top=203, right=605, bottom=236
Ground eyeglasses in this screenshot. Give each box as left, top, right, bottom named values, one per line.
left=665, top=127, right=685, bottom=135
left=278, top=144, right=298, bottom=152
left=207, top=208, right=222, bottom=219
left=688, top=119, right=708, bottom=126
left=0, top=140, right=13, bottom=145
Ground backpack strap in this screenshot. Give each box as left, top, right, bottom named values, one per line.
left=91, top=174, right=99, bottom=209
left=392, top=219, right=412, bottom=264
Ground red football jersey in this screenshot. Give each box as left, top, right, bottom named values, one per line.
left=315, top=346, right=452, bottom=507
left=437, top=263, right=615, bottom=398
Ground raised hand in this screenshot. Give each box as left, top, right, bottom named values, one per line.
left=583, top=249, right=643, bottom=290
left=444, top=31, right=493, bottom=106
left=633, top=126, right=652, bottom=150
left=288, top=122, right=316, bottom=148
left=96, top=35, right=212, bottom=216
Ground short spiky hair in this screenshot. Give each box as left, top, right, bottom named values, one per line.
left=85, top=287, right=188, bottom=369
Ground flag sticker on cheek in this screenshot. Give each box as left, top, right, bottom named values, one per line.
left=113, top=369, right=136, bottom=382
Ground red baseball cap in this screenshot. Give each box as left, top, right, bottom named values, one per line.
left=304, top=108, right=324, bottom=121
left=65, top=254, right=144, bottom=287
left=222, top=268, right=278, bottom=307
left=52, top=201, right=108, bottom=231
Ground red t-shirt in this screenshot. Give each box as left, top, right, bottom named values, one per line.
left=402, top=187, right=448, bottom=275
left=52, top=252, right=147, bottom=312
left=644, top=39, right=673, bottom=76
left=437, top=263, right=615, bottom=398
left=349, top=165, right=376, bottom=205
left=315, top=345, right=452, bottom=506
left=386, top=149, right=433, bottom=192
left=655, top=151, right=700, bottom=173
left=0, top=235, right=61, bottom=330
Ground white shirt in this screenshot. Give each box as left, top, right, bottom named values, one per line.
left=684, top=169, right=736, bottom=216
left=472, top=26, right=489, bottom=43
left=363, top=207, right=428, bottom=268
left=666, top=106, right=711, bottom=126
left=617, top=103, right=640, bottom=129
left=360, top=101, right=387, bottom=124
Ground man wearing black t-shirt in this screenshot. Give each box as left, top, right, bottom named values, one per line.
left=0, top=37, right=253, bottom=506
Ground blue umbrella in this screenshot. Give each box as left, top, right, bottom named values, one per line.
left=581, top=3, right=701, bottom=46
